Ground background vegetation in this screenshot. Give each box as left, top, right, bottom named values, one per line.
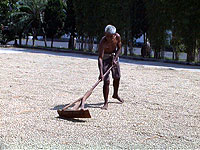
left=0, top=0, right=200, bottom=62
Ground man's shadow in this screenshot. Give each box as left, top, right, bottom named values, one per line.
left=85, top=101, right=121, bottom=108
left=52, top=101, right=120, bottom=111
left=55, top=116, right=87, bottom=122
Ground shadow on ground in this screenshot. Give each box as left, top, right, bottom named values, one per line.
left=51, top=103, right=103, bottom=111
left=56, top=116, right=87, bottom=122
left=52, top=101, right=121, bottom=111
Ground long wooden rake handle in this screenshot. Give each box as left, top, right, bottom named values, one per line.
left=61, top=96, right=83, bottom=110
left=62, top=65, right=114, bottom=111
left=82, top=65, right=114, bottom=100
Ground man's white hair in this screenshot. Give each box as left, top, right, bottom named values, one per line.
left=105, top=25, right=116, bottom=34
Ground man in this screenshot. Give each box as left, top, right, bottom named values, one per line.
left=98, top=25, right=124, bottom=110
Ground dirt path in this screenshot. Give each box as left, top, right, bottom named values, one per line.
left=0, top=47, right=200, bottom=149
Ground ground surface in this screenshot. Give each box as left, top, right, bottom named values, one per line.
left=0, top=47, right=200, bottom=149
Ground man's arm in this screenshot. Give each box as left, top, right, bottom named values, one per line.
left=98, top=38, right=104, bottom=80
left=114, top=33, right=122, bottom=61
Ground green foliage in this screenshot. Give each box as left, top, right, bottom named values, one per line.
left=167, top=0, right=200, bottom=61
left=74, top=0, right=102, bottom=38
left=131, top=0, right=148, bottom=39
left=63, top=0, right=76, bottom=36
left=74, top=0, right=132, bottom=42
left=44, top=0, right=65, bottom=38
left=0, top=0, right=18, bottom=43
left=10, top=0, right=47, bottom=34
left=1, top=0, right=200, bottom=62
left=145, top=0, right=173, bottom=58
left=0, top=0, right=9, bottom=24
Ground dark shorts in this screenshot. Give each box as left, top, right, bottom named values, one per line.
left=103, top=57, right=121, bottom=82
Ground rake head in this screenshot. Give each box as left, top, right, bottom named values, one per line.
left=57, top=109, right=91, bottom=118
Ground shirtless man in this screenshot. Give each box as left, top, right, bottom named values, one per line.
left=98, top=25, right=124, bottom=110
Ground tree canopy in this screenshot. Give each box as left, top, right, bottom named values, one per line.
left=44, top=0, right=65, bottom=47
left=0, top=0, right=200, bottom=62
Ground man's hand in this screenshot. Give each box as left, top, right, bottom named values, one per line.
left=99, top=73, right=104, bottom=81
left=112, top=57, right=118, bottom=67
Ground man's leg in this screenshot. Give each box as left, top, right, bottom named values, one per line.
left=102, top=80, right=110, bottom=110
left=111, top=60, right=124, bottom=103
left=112, top=78, right=124, bottom=103
left=101, top=58, right=111, bottom=110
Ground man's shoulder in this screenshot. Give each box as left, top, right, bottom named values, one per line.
left=115, top=33, right=121, bottom=39
left=116, top=33, right=120, bottom=36
left=115, top=33, right=121, bottom=42
left=100, top=36, right=106, bottom=44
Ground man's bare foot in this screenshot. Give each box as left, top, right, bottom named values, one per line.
left=112, top=95, right=124, bottom=103
left=101, top=103, right=108, bottom=110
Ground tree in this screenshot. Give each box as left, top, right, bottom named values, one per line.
left=0, top=0, right=9, bottom=24
left=145, top=0, right=171, bottom=59
left=44, top=0, right=65, bottom=48
left=169, top=0, right=200, bottom=62
left=0, top=0, right=16, bottom=44
left=74, top=0, right=133, bottom=53
left=131, top=0, right=148, bottom=43
left=117, top=0, right=132, bottom=56
left=63, top=0, right=76, bottom=49
left=11, top=0, right=47, bottom=46
left=74, top=0, right=104, bottom=51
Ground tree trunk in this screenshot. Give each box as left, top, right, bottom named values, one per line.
left=43, top=35, right=47, bottom=47
left=33, top=38, right=35, bottom=46
left=175, top=49, right=179, bottom=61
left=172, top=48, right=175, bottom=60
left=143, top=32, right=147, bottom=45
left=32, top=28, right=37, bottom=46
left=51, top=37, right=54, bottom=48
left=96, top=43, right=99, bottom=53
left=42, top=27, right=47, bottom=47
left=185, top=38, right=196, bottom=62
left=194, top=40, right=199, bottom=62
left=141, top=45, right=145, bottom=57
left=124, top=45, right=128, bottom=56
left=19, top=33, right=22, bottom=45
left=88, top=36, right=94, bottom=52
left=129, top=41, right=133, bottom=56
left=186, top=45, right=195, bottom=62
left=198, top=48, right=200, bottom=62
left=186, top=49, right=194, bottom=62
left=80, top=36, right=84, bottom=51
left=14, top=38, right=17, bottom=45
left=77, top=36, right=81, bottom=50
left=69, top=35, right=76, bottom=50
left=68, top=35, right=72, bottom=49
left=84, top=37, right=88, bottom=50
left=154, top=48, right=160, bottom=59
left=26, top=34, right=29, bottom=45
left=161, top=46, right=164, bottom=59
left=124, top=31, right=128, bottom=56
